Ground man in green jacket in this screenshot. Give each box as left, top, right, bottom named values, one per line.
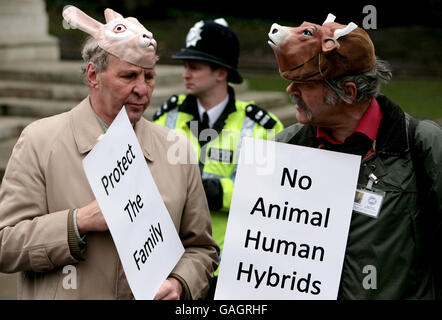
left=269, top=14, right=441, bottom=299
left=154, top=19, right=284, bottom=271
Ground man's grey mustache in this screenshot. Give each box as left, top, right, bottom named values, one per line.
left=290, top=94, right=313, bottom=121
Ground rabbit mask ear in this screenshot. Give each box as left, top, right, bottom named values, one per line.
left=104, top=8, right=123, bottom=23
left=63, top=6, right=157, bottom=69
left=63, top=6, right=103, bottom=38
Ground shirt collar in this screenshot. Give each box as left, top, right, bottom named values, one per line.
left=197, top=94, right=229, bottom=128
left=94, top=111, right=109, bottom=133
left=93, top=106, right=138, bottom=133
left=316, top=97, right=383, bottom=144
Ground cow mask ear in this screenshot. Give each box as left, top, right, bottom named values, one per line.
left=322, top=38, right=339, bottom=53
left=322, top=22, right=357, bottom=53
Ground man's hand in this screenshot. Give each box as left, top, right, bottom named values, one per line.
left=154, top=277, right=183, bottom=300
left=76, top=200, right=108, bottom=235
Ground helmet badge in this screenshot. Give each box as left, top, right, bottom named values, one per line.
left=185, top=18, right=228, bottom=48
left=186, top=21, right=204, bottom=47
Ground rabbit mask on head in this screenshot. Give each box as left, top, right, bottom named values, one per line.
left=63, top=6, right=157, bottom=69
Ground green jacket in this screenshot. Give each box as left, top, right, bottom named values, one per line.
left=154, top=86, right=284, bottom=253
left=275, top=95, right=441, bottom=299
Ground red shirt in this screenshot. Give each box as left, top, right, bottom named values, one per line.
left=316, top=98, right=383, bottom=145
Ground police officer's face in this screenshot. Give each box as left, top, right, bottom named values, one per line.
left=89, top=55, right=156, bottom=125
left=286, top=81, right=342, bottom=126
left=182, top=60, right=223, bottom=96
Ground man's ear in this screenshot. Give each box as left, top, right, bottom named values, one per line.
left=343, top=82, right=357, bottom=103
left=216, top=68, right=228, bottom=82
left=85, top=62, right=99, bottom=88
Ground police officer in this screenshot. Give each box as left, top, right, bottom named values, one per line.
left=153, top=18, right=284, bottom=279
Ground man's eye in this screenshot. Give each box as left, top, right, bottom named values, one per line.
left=303, top=29, right=313, bottom=37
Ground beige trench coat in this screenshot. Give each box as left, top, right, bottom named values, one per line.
left=0, top=97, right=219, bottom=299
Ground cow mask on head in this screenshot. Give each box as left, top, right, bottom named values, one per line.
left=268, top=14, right=376, bottom=82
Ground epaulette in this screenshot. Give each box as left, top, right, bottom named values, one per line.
left=153, top=95, right=179, bottom=121
left=245, top=104, right=277, bottom=129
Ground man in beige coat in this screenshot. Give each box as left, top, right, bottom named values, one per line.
left=0, top=7, right=219, bottom=299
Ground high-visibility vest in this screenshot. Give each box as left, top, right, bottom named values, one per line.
left=153, top=92, right=284, bottom=255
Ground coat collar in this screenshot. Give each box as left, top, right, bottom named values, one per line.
left=374, top=94, right=409, bottom=155
left=71, top=96, right=154, bottom=161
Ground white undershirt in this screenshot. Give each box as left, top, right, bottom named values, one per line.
left=197, top=95, right=229, bottom=128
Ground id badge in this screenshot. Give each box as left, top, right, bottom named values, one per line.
left=353, top=185, right=385, bottom=218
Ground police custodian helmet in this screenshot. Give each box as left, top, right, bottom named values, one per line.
left=173, top=18, right=243, bottom=84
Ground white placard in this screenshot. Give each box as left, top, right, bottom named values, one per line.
left=215, top=137, right=360, bottom=300
left=83, top=106, right=184, bottom=300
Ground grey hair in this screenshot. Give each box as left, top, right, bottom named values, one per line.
left=80, top=37, right=110, bottom=77
left=324, top=58, right=393, bottom=105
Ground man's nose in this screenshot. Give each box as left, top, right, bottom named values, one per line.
left=183, top=67, right=191, bottom=79
left=286, top=82, right=300, bottom=95
left=133, top=77, right=149, bottom=97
